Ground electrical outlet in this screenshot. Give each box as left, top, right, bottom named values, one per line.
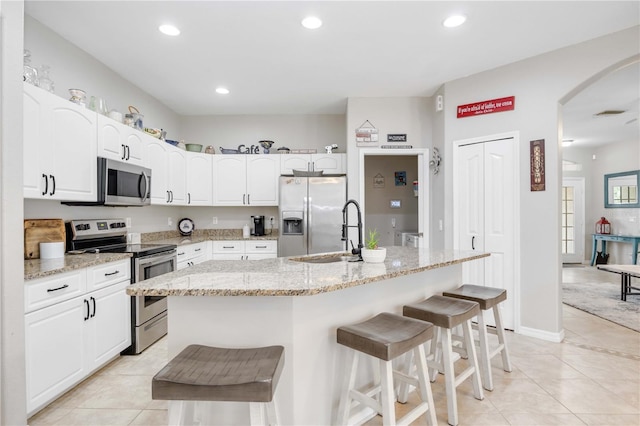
left=168, top=217, right=173, bottom=226
left=212, top=217, right=218, bottom=225
left=391, top=217, right=396, bottom=228
left=125, top=217, right=131, bottom=228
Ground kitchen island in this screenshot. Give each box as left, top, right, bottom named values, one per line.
left=127, top=247, right=489, bottom=425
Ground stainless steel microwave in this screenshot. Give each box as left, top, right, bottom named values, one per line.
left=64, top=157, right=151, bottom=206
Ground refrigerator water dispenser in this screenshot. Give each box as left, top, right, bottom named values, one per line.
left=282, top=212, right=303, bottom=235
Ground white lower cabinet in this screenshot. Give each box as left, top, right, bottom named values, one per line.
left=24, top=261, right=131, bottom=416
left=212, top=240, right=277, bottom=260
left=177, top=241, right=210, bottom=270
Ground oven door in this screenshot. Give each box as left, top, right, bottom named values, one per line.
left=134, top=250, right=176, bottom=325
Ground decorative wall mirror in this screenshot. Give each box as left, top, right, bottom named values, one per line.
left=604, top=170, right=640, bottom=208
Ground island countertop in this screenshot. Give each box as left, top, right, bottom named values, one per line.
left=126, top=247, right=489, bottom=297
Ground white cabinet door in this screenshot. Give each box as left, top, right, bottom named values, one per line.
left=311, top=153, right=345, bottom=174
left=212, top=155, right=247, bottom=205
left=167, top=147, right=187, bottom=205
left=246, top=156, right=280, bottom=206
left=85, top=281, right=131, bottom=372
left=280, top=154, right=311, bottom=175
left=146, top=139, right=170, bottom=204
left=97, top=115, right=144, bottom=165
left=23, top=84, right=97, bottom=201
left=25, top=296, right=86, bottom=415
left=280, top=154, right=345, bottom=175
left=147, top=140, right=186, bottom=204
left=186, top=153, right=213, bottom=205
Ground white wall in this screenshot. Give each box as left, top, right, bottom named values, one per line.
left=179, top=115, right=346, bottom=154
left=442, top=26, right=640, bottom=337
left=24, top=16, right=181, bottom=137
left=1, top=1, right=27, bottom=423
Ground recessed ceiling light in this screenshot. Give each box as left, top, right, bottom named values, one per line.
left=159, top=24, right=180, bottom=36
left=443, top=15, right=466, bottom=28
left=301, top=16, right=322, bottom=30
left=215, top=87, right=230, bottom=95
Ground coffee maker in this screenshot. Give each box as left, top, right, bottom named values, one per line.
left=251, top=215, right=265, bottom=236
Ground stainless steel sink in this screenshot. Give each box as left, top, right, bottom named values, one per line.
left=290, top=253, right=356, bottom=263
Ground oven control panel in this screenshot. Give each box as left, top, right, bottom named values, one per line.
left=67, top=218, right=128, bottom=240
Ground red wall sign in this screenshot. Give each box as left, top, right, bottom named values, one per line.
left=457, top=96, right=515, bottom=118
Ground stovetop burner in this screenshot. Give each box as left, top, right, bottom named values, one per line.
left=66, top=219, right=176, bottom=257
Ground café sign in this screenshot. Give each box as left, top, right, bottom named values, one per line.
left=457, top=96, right=515, bottom=118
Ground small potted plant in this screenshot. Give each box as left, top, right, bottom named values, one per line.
left=361, top=229, right=386, bottom=263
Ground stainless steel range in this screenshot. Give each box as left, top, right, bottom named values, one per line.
left=65, top=219, right=177, bottom=355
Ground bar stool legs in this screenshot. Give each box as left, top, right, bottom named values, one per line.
left=337, top=312, right=438, bottom=426
left=443, top=284, right=513, bottom=391
left=403, top=295, right=484, bottom=426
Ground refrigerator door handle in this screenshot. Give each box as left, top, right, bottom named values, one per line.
left=303, top=196, right=309, bottom=253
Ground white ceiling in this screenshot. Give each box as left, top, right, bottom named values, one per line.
left=25, top=1, right=640, bottom=148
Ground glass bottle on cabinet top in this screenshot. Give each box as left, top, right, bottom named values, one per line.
left=37, top=64, right=55, bottom=93
left=23, top=50, right=38, bottom=85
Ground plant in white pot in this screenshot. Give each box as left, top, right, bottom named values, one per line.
left=361, top=229, right=386, bottom=263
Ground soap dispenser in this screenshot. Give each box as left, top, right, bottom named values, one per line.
left=243, top=224, right=250, bottom=239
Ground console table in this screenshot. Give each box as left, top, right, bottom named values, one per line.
left=590, top=234, right=640, bottom=266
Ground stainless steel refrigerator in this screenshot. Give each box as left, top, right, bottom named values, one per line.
left=278, top=175, right=347, bottom=257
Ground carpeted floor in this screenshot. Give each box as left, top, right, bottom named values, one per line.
left=563, top=265, right=640, bottom=332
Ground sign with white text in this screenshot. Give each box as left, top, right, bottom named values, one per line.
left=457, top=96, right=515, bottom=118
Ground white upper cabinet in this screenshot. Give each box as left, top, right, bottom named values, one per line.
left=280, top=153, right=345, bottom=175
left=146, top=139, right=187, bottom=205
left=23, top=84, right=97, bottom=201
left=212, top=155, right=280, bottom=206
left=97, top=115, right=144, bottom=165
left=186, top=152, right=213, bottom=205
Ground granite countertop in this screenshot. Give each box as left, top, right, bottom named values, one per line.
left=126, top=247, right=489, bottom=297
left=142, top=229, right=278, bottom=246
left=24, top=253, right=133, bottom=281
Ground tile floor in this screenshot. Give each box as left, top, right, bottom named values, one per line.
left=28, top=266, right=639, bottom=425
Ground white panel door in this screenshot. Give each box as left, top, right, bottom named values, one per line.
left=458, top=143, right=485, bottom=286
left=457, top=137, right=516, bottom=330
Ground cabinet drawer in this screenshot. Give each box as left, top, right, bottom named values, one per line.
left=177, top=242, right=208, bottom=259
left=245, top=240, right=277, bottom=254
left=212, top=241, right=245, bottom=254
left=25, top=270, right=86, bottom=313
left=88, top=260, right=131, bottom=291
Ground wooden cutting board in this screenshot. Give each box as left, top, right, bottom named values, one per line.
left=24, top=219, right=66, bottom=259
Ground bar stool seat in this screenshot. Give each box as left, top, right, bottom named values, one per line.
left=403, top=295, right=484, bottom=426
left=337, top=312, right=437, bottom=426
left=443, top=284, right=512, bottom=391
left=153, top=344, right=284, bottom=425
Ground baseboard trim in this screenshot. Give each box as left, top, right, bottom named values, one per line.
left=518, top=326, right=565, bottom=343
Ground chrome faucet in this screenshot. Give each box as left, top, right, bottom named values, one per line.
left=342, top=199, right=363, bottom=260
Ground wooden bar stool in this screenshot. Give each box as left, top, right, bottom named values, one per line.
left=402, top=295, right=484, bottom=426
left=152, top=344, right=284, bottom=426
left=443, top=284, right=512, bottom=391
left=336, top=312, right=437, bottom=426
